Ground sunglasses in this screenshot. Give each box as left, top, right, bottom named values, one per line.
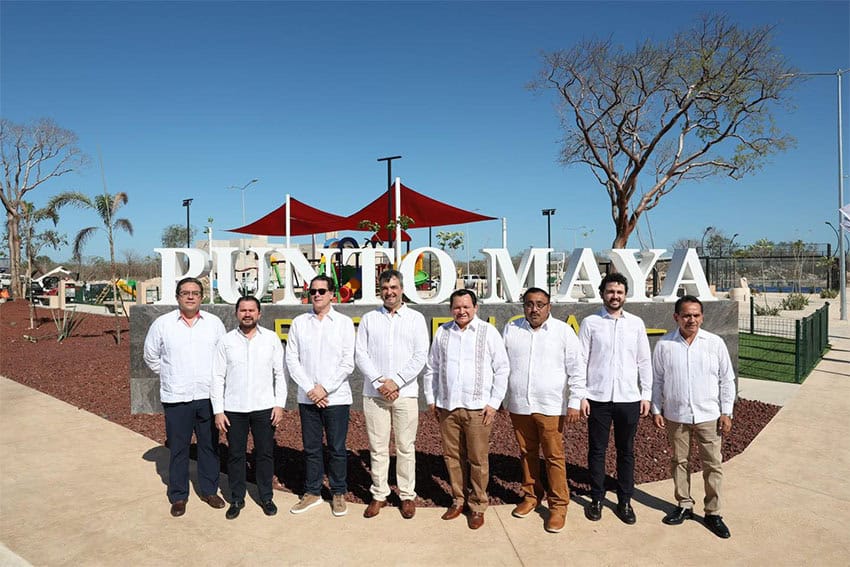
left=308, top=288, right=330, bottom=296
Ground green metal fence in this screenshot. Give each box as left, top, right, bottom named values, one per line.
left=738, top=301, right=830, bottom=383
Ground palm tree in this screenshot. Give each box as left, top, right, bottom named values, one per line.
left=47, top=191, right=133, bottom=344
left=20, top=201, right=65, bottom=329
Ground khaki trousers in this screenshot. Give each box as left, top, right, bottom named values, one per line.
left=666, top=419, right=724, bottom=514
left=438, top=408, right=492, bottom=513
left=363, top=395, right=419, bottom=501
left=509, top=413, right=570, bottom=510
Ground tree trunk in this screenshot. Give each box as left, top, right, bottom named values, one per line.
left=110, top=239, right=121, bottom=345
left=6, top=211, right=23, bottom=299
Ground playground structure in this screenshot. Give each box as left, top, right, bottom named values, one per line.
left=266, top=236, right=432, bottom=304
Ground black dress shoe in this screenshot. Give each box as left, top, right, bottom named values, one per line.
left=584, top=499, right=603, bottom=521
left=261, top=500, right=278, bottom=516
left=616, top=502, right=637, bottom=525
left=226, top=500, right=245, bottom=520
left=704, top=514, right=731, bottom=538
left=662, top=506, right=693, bottom=525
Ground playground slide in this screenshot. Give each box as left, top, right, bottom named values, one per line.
left=117, top=279, right=136, bottom=298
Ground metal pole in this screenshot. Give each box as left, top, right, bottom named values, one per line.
left=542, top=209, right=556, bottom=294
left=182, top=198, right=193, bottom=248
left=837, top=70, right=846, bottom=320
left=377, top=156, right=402, bottom=242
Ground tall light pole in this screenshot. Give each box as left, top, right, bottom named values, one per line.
left=228, top=178, right=259, bottom=225
left=182, top=199, right=193, bottom=248
left=784, top=69, right=848, bottom=320
left=542, top=209, right=556, bottom=294
left=377, top=156, right=402, bottom=239
left=700, top=226, right=715, bottom=255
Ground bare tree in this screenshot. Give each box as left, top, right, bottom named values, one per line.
left=0, top=118, right=87, bottom=298
left=47, top=191, right=133, bottom=344
left=532, top=15, right=796, bottom=248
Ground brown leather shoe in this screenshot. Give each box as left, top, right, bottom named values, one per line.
left=468, top=511, right=485, bottom=530
left=363, top=499, right=386, bottom=518
left=200, top=494, right=226, bottom=509
left=441, top=505, right=464, bottom=521
left=545, top=508, right=567, bottom=533
left=170, top=500, right=187, bottom=517
left=512, top=499, right=538, bottom=518
left=400, top=499, right=416, bottom=519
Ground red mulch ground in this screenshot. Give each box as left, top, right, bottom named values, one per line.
left=0, top=300, right=780, bottom=507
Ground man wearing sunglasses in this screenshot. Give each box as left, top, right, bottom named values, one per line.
left=286, top=275, right=355, bottom=517
left=143, top=277, right=226, bottom=517
left=502, top=287, right=586, bottom=533
left=356, top=270, right=429, bottom=519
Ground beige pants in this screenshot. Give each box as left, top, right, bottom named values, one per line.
left=363, top=395, right=419, bottom=501
left=438, top=408, right=492, bottom=513
left=509, top=413, right=570, bottom=510
left=666, top=419, right=724, bottom=514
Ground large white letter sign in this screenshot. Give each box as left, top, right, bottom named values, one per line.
left=479, top=248, right=550, bottom=303
left=344, top=247, right=396, bottom=305
left=555, top=248, right=603, bottom=303
left=608, top=249, right=666, bottom=301
left=272, top=247, right=318, bottom=305
left=655, top=248, right=716, bottom=302
left=155, top=248, right=211, bottom=305
left=211, top=247, right=243, bottom=304
left=399, top=247, right=455, bottom=305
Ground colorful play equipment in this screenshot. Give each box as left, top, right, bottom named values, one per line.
left=271, top=237, right=432, bottom=303
left=117, top=279, right=136, bottom=299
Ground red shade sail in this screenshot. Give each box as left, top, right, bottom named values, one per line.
left=228, top=197, right=348, bottom=236
left=342, top=183, right=497, bottom=230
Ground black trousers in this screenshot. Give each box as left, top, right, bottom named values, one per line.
left=162, top=399, right=219, bottom=503
left=225, top=408, right=275, bottom=503
left=587, top=400, right=640, bottom=503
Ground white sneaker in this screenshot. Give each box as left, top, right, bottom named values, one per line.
left=290, top=493, right=322, bottom=515
left=332, top=494, right=348, bottom=517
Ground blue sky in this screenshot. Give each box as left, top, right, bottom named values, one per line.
left=2, top=1, right=849, bottom=262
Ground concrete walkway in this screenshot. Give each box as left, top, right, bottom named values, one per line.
left=2, top=322, right=849, bottom=565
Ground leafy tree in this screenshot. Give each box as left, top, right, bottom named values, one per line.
left=532, top=15, right=796, bottom=248
left=436, top=231, right=464, bottom=278
left=47, top=191, right=133, bottom=344
left=0, top=118, right=87, bottom=298
left=161, top=224, right=197, bottom=248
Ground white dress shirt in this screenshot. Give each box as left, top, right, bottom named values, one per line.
left=423, top=316, right=510, bottom=410
left=578, top=308, right=653, bottom=403
left=210, top=325, right=287, bottom=414
left=356, top=304, right=429, bottom=398
left=143, top=310, right=226, bottom=403
left=503, top=315, right=587, bottom=415
left=286, top=307, right=355, bottom=406
left=651, top=328, right=736, bottom=423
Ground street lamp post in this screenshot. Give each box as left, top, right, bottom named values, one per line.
left=784, top=69, right=848, bottom=320
left=228, top=178, right=259, bottom=225
left=182, top=199, right=193, bottom=248
left=700, top=226, right=715, bottom=256
left=542, top=209, right=556, bottom=294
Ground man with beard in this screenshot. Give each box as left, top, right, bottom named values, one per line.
left=356, top=270, right=428, bottom=519
left=503, top=287, right=586, bottom=533
left=211, top=296, right=286, bottom=520
left=143, top=277, right=226, bottom=517
left=578, top=272, right=652, bottom=525
left=652, top=295, right=735, bottom=539
left=423, top=289, right=510, bottom=530
left=286, top=275, right=355, bottom=517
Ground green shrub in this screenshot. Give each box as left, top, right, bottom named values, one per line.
left=780, top=292, right=809, bottom=311
left=820, top=288, right=838, bottom=299
left=754, top=303, right=780, bottom=316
